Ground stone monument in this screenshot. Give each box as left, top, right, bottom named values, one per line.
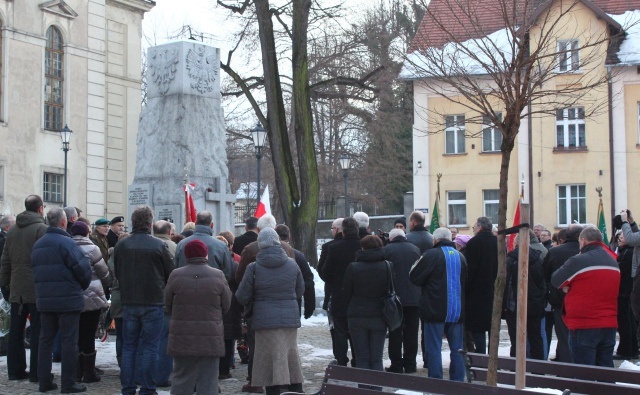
left=129, top=40, right=236, bottom=231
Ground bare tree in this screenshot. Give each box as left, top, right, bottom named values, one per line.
left=216, top=0, right=389, bottom=263
left=403, top=0, right=632, bottom=384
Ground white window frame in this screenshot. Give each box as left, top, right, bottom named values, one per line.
left=557, top=39, right=580, bottom=72
left=482, top=114, right=502, bottom=152
left=483, top=189, right=499, bottom=224
left=637, top=102, right=640, bottom=144
left=43, top=171, right=63, bottom=203
left=446, top=191, right=467, bottom=227
left=445, top=115, right=465, bottom=154
left=557, top=184, right=586, bottom=226
left=556, top=107, right=585, bottom=148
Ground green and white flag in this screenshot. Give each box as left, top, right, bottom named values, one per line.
left=430, top=192, right=441, bottom=233
left=597, top=198, right=608, bottom=242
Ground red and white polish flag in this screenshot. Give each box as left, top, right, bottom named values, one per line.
left=184, top=182, right=197, bottom=223
left=254, top=185, right=271, bottom=218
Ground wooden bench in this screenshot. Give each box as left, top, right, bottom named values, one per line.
left=464, top=351, right=640, bottom=395
left=283, top=364, right=533, bottom=395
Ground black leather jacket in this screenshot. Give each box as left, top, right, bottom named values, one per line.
left=114, top=228, right=174, bottom=306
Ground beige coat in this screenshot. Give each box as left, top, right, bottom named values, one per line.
left=165, top=257, right=231, bottom=357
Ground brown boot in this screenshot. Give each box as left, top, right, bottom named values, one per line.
left=81, top=351, right=101, bottom=383
left=76, top=353, right=84, bottom=382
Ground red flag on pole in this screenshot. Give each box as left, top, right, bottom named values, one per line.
left=507, top=184, right=524, bottom=252
left=254, top=185, right=271, bottom=218
left=184, top=182, right=197, bottom=223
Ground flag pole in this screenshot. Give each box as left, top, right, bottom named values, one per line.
left=184, top=167, right=189, bottom=225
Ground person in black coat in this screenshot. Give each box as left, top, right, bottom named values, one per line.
left=542, top=224, right=582, bottom=363
left=463, top=217, right=498, bottom=354
left=323, top=217, right=361, bottom=366
left=383, top=229, right=421, bottom=373
left=275, top=225, right=316, bottom=319
left=615, top=232, right=639, bottom=359
left=232, top=217, right=259, bottom=255
left=343, top=235, right=388, bottom=370
left=317, top=218, right=343, bottom=309
left=504, top=240, right=546, bottom=360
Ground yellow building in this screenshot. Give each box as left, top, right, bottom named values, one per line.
left=402, top=0, right=640, bottom=234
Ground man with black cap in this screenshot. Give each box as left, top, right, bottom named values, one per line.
left=107, top=216, right=125, bottom=248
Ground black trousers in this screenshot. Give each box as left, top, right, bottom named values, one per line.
left=219, top=339, right=235, bottom=374
left=39, top=312, right=80, bottom=389
left=332, top=316, right=352, bottom=366
left=78, top=309, right=101, bottom=354
left=617, top=296, right=639, bottom=357
left=505, top=310, right=544, bottom=360
left=8, top=303, right=40, bottom=381
left=388, top=306, right=420, bottom=371
left=553, top=307, right=572, bottom=362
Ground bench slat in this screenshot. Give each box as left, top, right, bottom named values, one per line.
left=471, top=367, right=640, bottom=395
left=325, top=365, right=530, bottom=394
left=464, top=352, right=640, bottom=384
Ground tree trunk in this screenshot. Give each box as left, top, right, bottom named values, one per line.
left=253, top=0, right=319, bottom=265
left=486, top=129, right=516, bottom=386
left=291, top=0, right=320, bottom=265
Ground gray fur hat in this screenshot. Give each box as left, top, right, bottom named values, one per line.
left=258, top=227, right=280, bottom=249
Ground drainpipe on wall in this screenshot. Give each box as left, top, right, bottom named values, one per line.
left=607, top=66, right=615, bottom=219
left=528, top=88, right=534, bottom=224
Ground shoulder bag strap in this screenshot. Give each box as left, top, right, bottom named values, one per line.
left=386, top=260, right=395, bottom=293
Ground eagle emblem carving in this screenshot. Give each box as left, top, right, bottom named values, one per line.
left=149, top=47, right=179, bottom=95
left=186, top=47, right=218, bottom=94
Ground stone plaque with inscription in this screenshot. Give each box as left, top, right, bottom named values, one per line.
left=127, top=183, right=153, bottom=228
left=155, top=204, right=181, bottom=225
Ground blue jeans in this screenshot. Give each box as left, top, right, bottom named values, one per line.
left=120, top=305, right=164, bottom=395
left=155, top=313, right=172, bottom=385
left=423, top=322, right=465, bottom=381
left=569, top=328, right=616, bottom=367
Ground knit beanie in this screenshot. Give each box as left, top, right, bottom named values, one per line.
left=184, top=239, right=208, bottom=259
left=454, top=234, right=471, bottom=247
left=258, top=227, right=280, bottom=249
left=394, top=217, right=407, bottom=229
left=70, top=221, right=90, bottom=237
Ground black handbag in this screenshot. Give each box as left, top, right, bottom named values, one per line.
left=381, top=260, right=403, bottom=331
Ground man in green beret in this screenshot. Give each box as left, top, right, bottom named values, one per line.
left=90, top=218, right=110, bottom=263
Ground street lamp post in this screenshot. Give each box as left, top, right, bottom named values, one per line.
left=339, top=153, right=351, bottom=217
left=251, top=122, right=267, bottom=208
left=60, top=125, right=73, bottom=207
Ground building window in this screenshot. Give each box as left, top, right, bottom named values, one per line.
left=482, top=114, right=502, bottom=152
left=558, top=39, right=579, bottom=72
left=557, top=184, right=586, bottom=226
left=43, top=172, right=63, bottom=203
left=44, top=26, right=64, bottom=131
left=445, top=115, right=465, bottom=154
left=483, top=189, right=499, bottom=224
left=637, top=102, right=640, bottom=144
left=556, top=107, right=585, bottom=148
left=447, top=191, right=467, bottom=227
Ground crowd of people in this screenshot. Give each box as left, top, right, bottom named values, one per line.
left=318, top=210, right=639, bottom=382
left=0, top=195, right=638, bottom=393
